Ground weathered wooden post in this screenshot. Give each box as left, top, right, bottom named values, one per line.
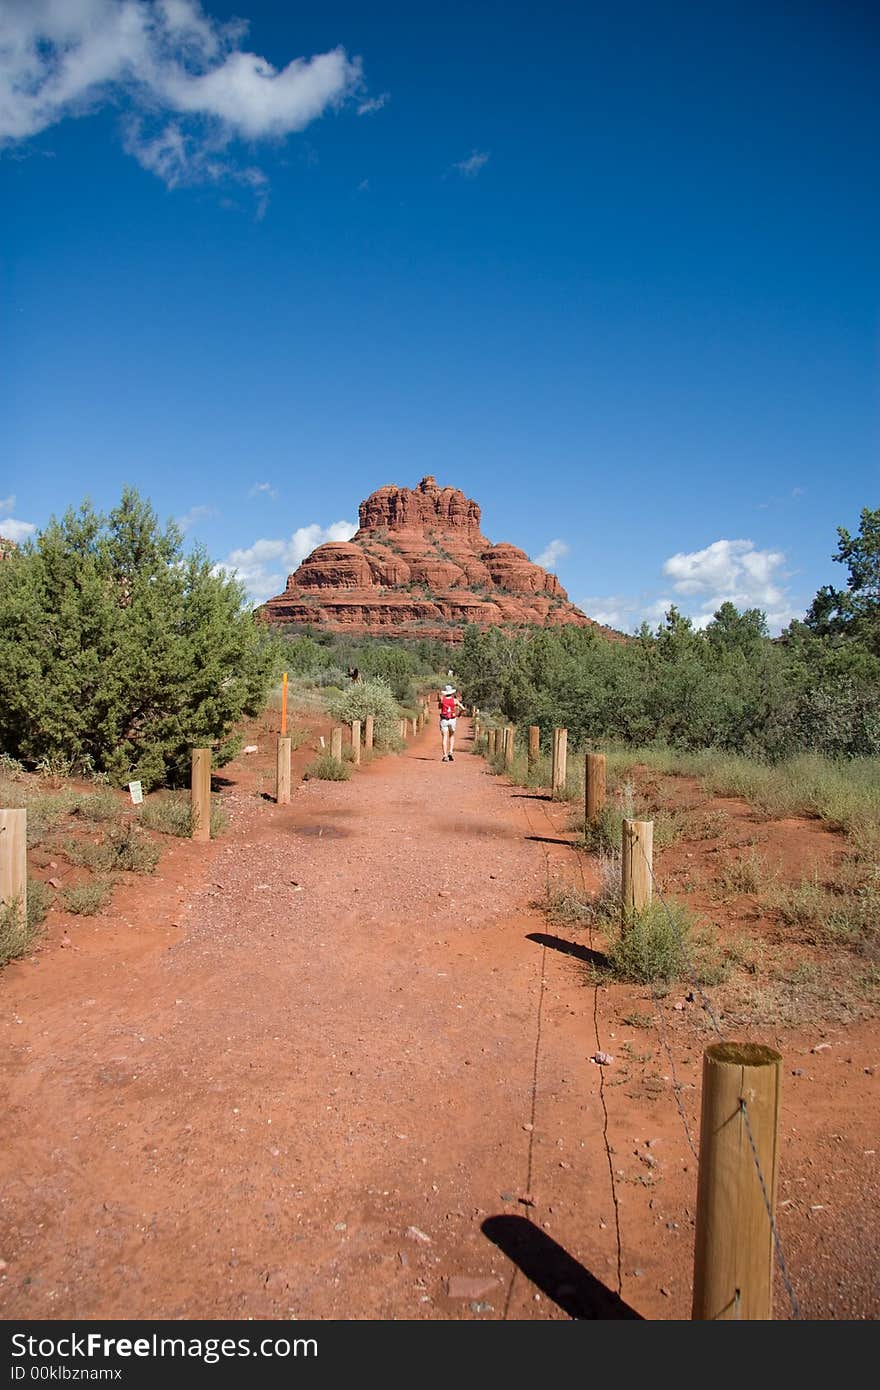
left=280, top=670, right=288, bottom=736
left=411, top=717, right=418, bottom=737
left=0, top=809, right=27, bottom=947
left=365, top=715, right=374, bottom=752
left=191, top=748, right=211, bottom=842
left=276, top=736, right=292, bottom=805
left=505, top=725, right=515, bottom=767
left=331, top=727, right=343, bottom=761
left=621, top=819, right=653, bottom=916
left=528, top=725, right=540, bottom=766
left=692, top=1043, right=783, bottom=1320
left=488, top=729, right=497, bottom=756
left=551, top=727, right=568, bottom=795
left=351, top=720, right=361, bottom=767
left=585, top=752, right=607, bottom=822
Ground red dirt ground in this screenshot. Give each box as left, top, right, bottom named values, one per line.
left=1, top=717, right=877, bottom=1320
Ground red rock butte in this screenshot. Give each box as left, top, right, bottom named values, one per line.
left=260, top=475, right=615, bottom=643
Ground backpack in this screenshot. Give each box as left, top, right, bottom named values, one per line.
left=440, top=695, right=457, bottom=719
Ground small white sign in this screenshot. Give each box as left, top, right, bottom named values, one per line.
left=128, top=780, right=144, bottom=805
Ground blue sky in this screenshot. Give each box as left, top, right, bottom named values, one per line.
left=1, top=0, right=877, bottom=632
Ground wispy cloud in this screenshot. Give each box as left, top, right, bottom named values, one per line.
left=357, top=92, right=389, bottom=116
left=579, top=594, right=672, bottom=633
left=452, top=149, right=489, bottom=178
left=176, top=503, right=217, bottom=532
left=534, top=539, right=569, bottom=571
left=219, top=519, right=357, bottom=604
left=0, top=494, right=15, bottom=513
left=248, top=481, right=278, bottom=500
left=0, top=1, right=363, bottom=206
left=356, top=177, right=369, bottom=193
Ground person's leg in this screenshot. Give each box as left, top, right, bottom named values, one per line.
left=448, top=721, right=456, bottom=760
left=440, top=721, right=449, bottom=759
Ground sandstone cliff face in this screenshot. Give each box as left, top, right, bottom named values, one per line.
left=261, top=475, right=612, bottom=643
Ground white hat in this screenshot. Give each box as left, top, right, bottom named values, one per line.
left=441, top=684, right=456, bottom=695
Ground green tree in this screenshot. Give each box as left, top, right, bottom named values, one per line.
left=0, top=489, right=277, bottom=787
left=805, top=507, right=880, bottom=653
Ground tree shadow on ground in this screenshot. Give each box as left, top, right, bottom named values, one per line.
left=482, top=1216, right=642, bottom=1320
left=526, top=931, right=608, bottom=968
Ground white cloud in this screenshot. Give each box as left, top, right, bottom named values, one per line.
left=247, top=481, right=278, bottom=500
left=0, top=1, right=362, bottom=199
left=581, top=537, right=800, bottom=636
left=176, top=503, right=217, bottom=531
left=534, top=538, right=569, bottom=571
left=452, top=149, right=489, bottom=178
left=0, top=517, right=36, bottom=543
left=357, top=92, right=388, bottom=116
left=662, top=538, right=794, bottom=626
left=0, top=494, right=15, bottom=513
left=220, top=518, right=356, bottom=604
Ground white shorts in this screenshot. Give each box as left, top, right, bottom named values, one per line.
left=440, top=718, right=457, bottom=731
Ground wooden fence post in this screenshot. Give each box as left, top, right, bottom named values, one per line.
left=551, top=727, right=568, bottom=795
left=191, top=748, right=211, bottom=842
left=280, top=670, right=288, bottom=736
left=488, top=729, right=497, bottom=756
left=276, top=736, right=291, bottom=805
left=411, top=717, right=418, bottom=737
left=0, top=808, right=27, bottom=947
left=505, top=725, right=515, bottom=767
left=528, top=725, right=540, bottom=766
left=365, top=715, right=374, bottom=752
left=692, top=1042, right=783, bottom=1320
left=351, top=720, right=361, bottom=767
left=585, top=752, right=607, bottom=822
left=621, top=819, right=653, bottom=916
left=331, top=727, right=343, bottom=761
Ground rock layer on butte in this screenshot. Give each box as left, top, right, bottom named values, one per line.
left=260, top=475, right=614, bottom=643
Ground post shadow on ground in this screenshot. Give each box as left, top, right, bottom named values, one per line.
left=525, top=833, right=576, bottom=847
left=526, top=931, right=608, bottom=969
left=482, top=1216, right=642, bottom=1320
left=511, top=792, right=553, bottom=802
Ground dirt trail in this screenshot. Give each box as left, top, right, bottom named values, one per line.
left=1, top=721, right=877, bottom=1320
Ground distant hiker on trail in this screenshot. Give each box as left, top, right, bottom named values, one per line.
left=438, top=684, right=465, bottom=763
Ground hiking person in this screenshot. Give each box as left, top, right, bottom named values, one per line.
left=438, top=683, right=464, bottom=762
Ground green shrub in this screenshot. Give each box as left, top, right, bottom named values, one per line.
left=73, top=791, right=120, bottom=822
left=27, top=878, right=52, bottom=930
left=303, top=753, right=352, bottom=781
left=328, top=677, right=404, bottom=749
left=63, top=879, right=113, bottom=915
left=0, top=880, right=49, bottom=965
left=0, top=896, right=30, bottom=967
left=605, top=900, right=694, bottom=983
left=64, top=823, right=159, bottom=873
left=140, top=793, right=225, bottom=838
